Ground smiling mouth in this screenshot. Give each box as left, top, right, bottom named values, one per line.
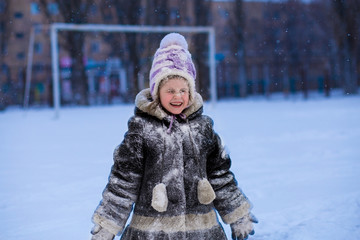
left=170, top=102, right=183, bottom=107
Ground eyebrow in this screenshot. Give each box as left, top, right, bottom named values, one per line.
left=165, top=87, right=188, bottom=91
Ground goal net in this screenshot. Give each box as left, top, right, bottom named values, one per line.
left=26, top=23, right=217, bottom=118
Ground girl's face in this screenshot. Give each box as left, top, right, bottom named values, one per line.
left=159, top=78, right=190, bottom=115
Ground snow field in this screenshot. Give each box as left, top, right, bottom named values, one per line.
left=0, top=94, right=359, bottom=239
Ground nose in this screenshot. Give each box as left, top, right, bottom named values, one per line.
left=174, top=92, right=182, bottom=97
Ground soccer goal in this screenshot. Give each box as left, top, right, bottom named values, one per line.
left=45, top=23, right=217, bottom=118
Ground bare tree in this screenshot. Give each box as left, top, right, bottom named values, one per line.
left=99, top=1, right=126, bottom=59
left=99, top=0, right=145, bottom=98
left=0, top=0, right=11, bottom=108
left=0, top=0, right=10, bottom=65
left=230, top=0, right=247, bottom=97
left=284, top=0, right=312, bottom=99
left=193, top=0, right=210, bottom=100
left=308, top=0, right=338, bottom=96
left=332, top=0, right=359, bottom=94
left=143, top=0, right=169, bottom=79
left=39, top=0, right=95, bottom=105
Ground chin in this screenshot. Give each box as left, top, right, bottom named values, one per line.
left=170, top=110, right=183, bottom=115
left=167, top=107, right=184, bottom=115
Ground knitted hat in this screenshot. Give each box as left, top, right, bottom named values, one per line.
left=149, top=33, right=196, bottom=102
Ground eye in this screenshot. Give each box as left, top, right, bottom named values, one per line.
left=180, top=89, right=188, bottom=95
left=167, top=89, right=175, bottom=94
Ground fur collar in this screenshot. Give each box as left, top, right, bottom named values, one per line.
left=135, top=88, right=203, bottom=120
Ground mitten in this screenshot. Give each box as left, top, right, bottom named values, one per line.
left=230, top=213, right=258, bottom=240
left=91, top=224, right=115, bottom=240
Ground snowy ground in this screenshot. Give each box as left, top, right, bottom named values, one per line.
left=1, top=92, right=360, bottom=240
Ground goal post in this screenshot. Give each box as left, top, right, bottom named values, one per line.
left=50, top=23, right=217, bottom=118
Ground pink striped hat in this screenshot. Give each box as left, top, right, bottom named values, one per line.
left=149, top=33, right=196, bottom=101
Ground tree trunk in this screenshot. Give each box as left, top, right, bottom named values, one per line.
left=232, top=0, right=247, bottom=98
left=342, top=44, right=358, bottom=94
left=69, top=32, right=89, bottom=105
left=237, top=49, right=247, bottom=98
left=193, top=0, right=210, bottom=100
left=332, top=0, right=359, bottom=94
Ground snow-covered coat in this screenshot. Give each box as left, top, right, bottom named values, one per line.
left=92, top=88, right=251, bottom=239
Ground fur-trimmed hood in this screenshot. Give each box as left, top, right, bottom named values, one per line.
left=134, top=88, right=203, bottom=120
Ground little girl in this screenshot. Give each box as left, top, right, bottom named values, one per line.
left=91, top=33, right=257, bottom=240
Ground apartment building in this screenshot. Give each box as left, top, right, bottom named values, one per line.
left=0, top=0, right=332, bottom=107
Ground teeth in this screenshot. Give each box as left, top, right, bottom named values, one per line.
left=171, top=103, right=182, bottom=106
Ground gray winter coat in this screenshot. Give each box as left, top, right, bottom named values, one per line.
left=92, top=88, right=251, bottom=239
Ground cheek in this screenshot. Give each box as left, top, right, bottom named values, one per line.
left=183, top=95, right=189, bottom=106
left=160, top=93, right=171, bottom=106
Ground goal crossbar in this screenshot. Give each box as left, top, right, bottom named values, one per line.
left=50, top=23, right=217, bottom=118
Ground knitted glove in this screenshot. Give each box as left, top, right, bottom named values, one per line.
left=230, top=213, right=258, bottom=240
left=91, top=224, right=115, bottom=240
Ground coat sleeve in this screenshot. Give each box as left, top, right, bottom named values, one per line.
left=92, top=116, right=144, bottom=235
left=205, top=116, right=252, bottom=225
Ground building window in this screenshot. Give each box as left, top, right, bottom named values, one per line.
left=14, top=12, right=23, bottom=19
left=170, top=8, right=180, bottom=20
left=273, top=11, right=280, bottom=20
left=18, top=68, right=24, bottom=81
left=31, top=3, right=40, bottom=15
left=47, top=3, right=59, bottom=15
left=0, top=1, right=6, bottom=14
left=17, top=52, right=25, bottom=60
left=218, top=9, right=229, bottom=19
left=1, top=42, right=7, bottom=55
left=90, top=4, right=97, bottom=15
left=33, top=23, right=42, bottom=34
left=0, top=21, right=4, bottom=33
left=1, top=64, right=9, bottom=75
left=15, top=32, right=25, bottom=39
left=34, top=42, right=43, bottom=54
left=104, top=13, right=112, bottom=21
left=34, top=63, right=44, bottom=73
left=91, top=42, right=99, bottom=53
